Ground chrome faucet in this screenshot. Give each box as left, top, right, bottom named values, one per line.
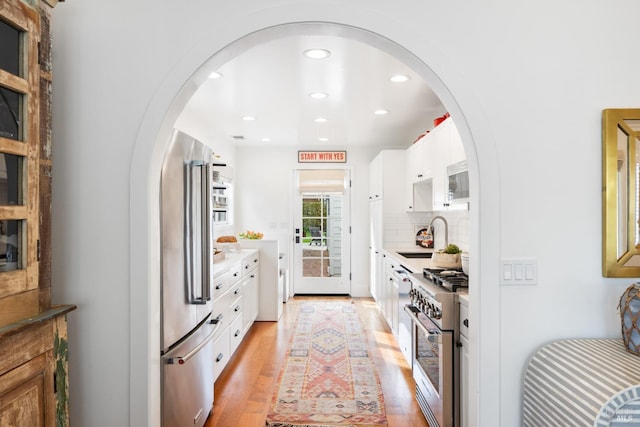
left=428, top=215, right=448, bottom=249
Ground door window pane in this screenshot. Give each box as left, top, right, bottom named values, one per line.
left=0, top=219, right=22, bottom=272
left=0, top=153, right=22, bottom=205
left=0, top=86, right=21, bottom=140
left=0, top=19, right=21, bottom=76
left=301, top=194, right=342, bottom=278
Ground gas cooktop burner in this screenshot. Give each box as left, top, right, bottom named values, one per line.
left=423, top=267, right=469, bottom=291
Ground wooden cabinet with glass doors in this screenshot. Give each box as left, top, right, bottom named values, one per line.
left=0, top=1, right=75, bottom=426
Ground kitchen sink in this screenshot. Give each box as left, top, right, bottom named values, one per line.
left=397, top=252, right=433, bottom=259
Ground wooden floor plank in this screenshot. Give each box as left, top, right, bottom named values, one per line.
left=204, top=296, right=430, bottom=427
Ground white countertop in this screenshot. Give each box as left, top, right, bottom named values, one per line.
left=382, top=247, right=437, bottom=273
left=458, top=292, right=469, bottom=305
left=384, top=247, right=470, bottom=302
left=212, top=248, right=257, bottom=275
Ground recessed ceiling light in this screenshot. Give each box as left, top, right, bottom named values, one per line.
left=262, top=138, right=271, bottom=142
left=390, top=74, right=409, bottom=83
left=314, top=117, right=328, bottom=123
left=242, top=116, right=256, bottom=121
left=304, top=49, right=331, bottom=59
left=374, top=109, right=389, bottom=115
left=309, top=92, right=328, bottom=99
left=208, top=71, right=222, bottom=79
left=318, top=137, right=329, bottom=142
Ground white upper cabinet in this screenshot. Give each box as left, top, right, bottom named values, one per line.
left=431, top=117, right=467, bottom=211
left=405, top=136, right=434, bottom=212
left=368, top=150, right=405, bottom=203
left=402, top=116, right=467, bottom=212
left=405, top=136, right=432, bottom=183
left=369, top=153, right=383, bottom=200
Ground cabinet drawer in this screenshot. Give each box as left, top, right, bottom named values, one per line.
left=213, top=271, right=230, bottom=301
left=212, top=328, right=230, bottom=381
left=242, top=255, right=259, bottom=275
left=229, top=281, right=242, bottom=300
left=211, top=293, right=229, bottom=339
left=229, top=262, right=242, bottom=283
left=229, top=315, right=244, bottom=355
left=384, top=258, right=398, bottom=273
left=229, top=294, right=243, bottom=322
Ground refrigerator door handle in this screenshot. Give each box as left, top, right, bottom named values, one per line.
left=164, top=320, right=221, bottom=365
left=185, top=160, right=210, bottom=305
left=202, top=162, right=211, bottom=302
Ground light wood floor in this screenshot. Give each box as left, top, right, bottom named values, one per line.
left=204, top=296, right=430, bottom=427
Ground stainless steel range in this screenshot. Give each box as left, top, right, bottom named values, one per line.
left=404, top=267, right=468, bottom=427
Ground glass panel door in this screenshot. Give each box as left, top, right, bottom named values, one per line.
left=293, top=170, right=350, bottom=294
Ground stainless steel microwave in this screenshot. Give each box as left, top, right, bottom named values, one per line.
left=446, top=160, right=469, bottom=203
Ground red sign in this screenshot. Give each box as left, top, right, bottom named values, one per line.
left=298, top=151, right=347, bottom=163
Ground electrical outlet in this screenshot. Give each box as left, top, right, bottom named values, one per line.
left=500, top=258, right=537, bottom=285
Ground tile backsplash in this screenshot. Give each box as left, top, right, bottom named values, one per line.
left=383, top=210, right=469, bottom=251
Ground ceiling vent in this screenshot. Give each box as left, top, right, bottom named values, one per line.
left=232, top=135, right=245, bottom=141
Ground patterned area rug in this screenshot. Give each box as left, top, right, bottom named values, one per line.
left=265, top=301, right=387, bottom=427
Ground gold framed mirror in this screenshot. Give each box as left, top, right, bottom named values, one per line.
left=603, top=109, right=640, bottom=277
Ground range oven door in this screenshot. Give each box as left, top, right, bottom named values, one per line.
left=406, top=307, right=454, bottom=427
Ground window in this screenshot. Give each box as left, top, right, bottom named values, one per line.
left=0, top=4, right=40, bottom=309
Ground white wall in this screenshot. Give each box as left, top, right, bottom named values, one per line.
left=49, top=1, right=640, bottom=426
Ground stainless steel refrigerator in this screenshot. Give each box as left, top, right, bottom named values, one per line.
left=160, top=130, right=218, bottom=427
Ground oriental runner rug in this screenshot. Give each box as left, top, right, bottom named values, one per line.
left=265, top=300, right=387, bottom=427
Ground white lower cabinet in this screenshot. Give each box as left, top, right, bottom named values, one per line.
left=460, top=333, right=469, bottom=427
left=229, top=315, right=244, bottom=353
left=212, top=328, right=230, bottom=380
left=381, top=253, right=401, bottom=334
left=228, top=282, right=243, bottom=354
left=459, top=296, right=469, bottom=427
left=242, top=267, right=259, bottom=335
left=212, top=250, right=259, bottom=382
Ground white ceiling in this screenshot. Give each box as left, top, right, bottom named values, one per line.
left=177, top=34, right=447, bottom=151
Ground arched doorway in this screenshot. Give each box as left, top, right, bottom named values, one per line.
left=131, top=18, right=498, bottom=427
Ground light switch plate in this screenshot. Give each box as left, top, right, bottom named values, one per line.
left=500, top=258, right=537, bottom=285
